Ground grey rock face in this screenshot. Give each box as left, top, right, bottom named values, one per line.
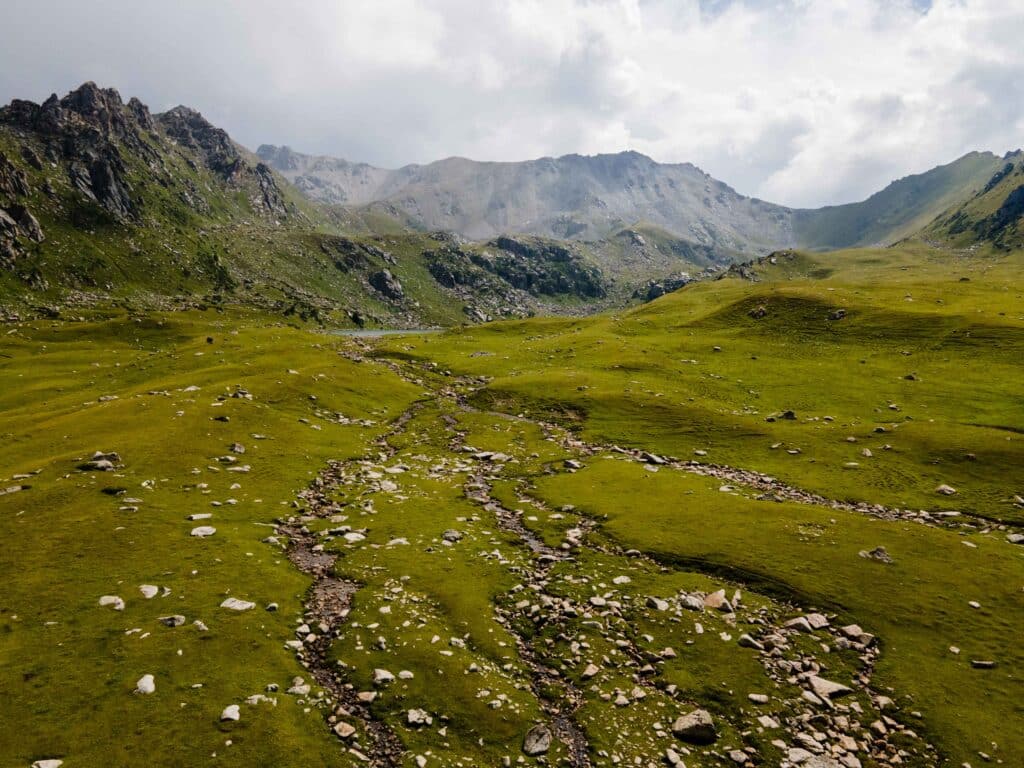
left=369, top=269, right=404, bottom=300
left=259, top=145, right=796, bottom=250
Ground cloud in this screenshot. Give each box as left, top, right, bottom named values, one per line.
left=0, top=0, right=1021, bottom=206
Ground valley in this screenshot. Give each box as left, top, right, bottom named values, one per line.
left=1, top=82, right=1022, bottom=768
left=2, top=244, right=1021, bottom=768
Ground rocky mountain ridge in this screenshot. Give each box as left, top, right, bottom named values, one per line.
left=258, top=144, right=796, bottom=252
left=0, top=83, right=627, bottom=325
left=258, top=143, right=1015, bottom=255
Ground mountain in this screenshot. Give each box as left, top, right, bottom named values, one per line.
left=921, top=150, right=1024, bottom=250
left=2, top=82, right=1019, bottom=327
left=0, top=83, right=623, bottom=325
left=257, top=144, right=796, bottom=253
left=792, top=151, right=1006, bottom=249
left=258, top=144, right=1009, bottom=255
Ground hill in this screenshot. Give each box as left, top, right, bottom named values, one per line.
left=793, top=151, right=1005, bottom=249
left=921, top=150, right=1024, bottom=250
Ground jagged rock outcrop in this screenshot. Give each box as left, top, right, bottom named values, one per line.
left=484, top=236, right=606, bottom=298
left=0, top=83, right=292, bottom=225
left=156, top=107, right=292, bottom=217
left=0, top=150, right=43, bottom=267
left=157, top=105, right=242, bottom=178
left=0, top=82, right=149, bottom=221
left=368, top=269, right=404, bottom=301
left=0, top=151, right=30, bottom=198
left=640, top=273, right=693, bottom=301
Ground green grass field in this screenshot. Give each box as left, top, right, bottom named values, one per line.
left=3, top=242, right=1023, bottom=767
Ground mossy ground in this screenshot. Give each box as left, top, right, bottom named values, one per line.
left=2, top=242, right=1023, bottom=767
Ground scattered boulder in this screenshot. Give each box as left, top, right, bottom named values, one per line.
left=135, top=674, right=155, bottom=694
left=935, top=484, right=957, bottom=496
left=369, top=269, right=404, bottom=300
left=220, top=704, right=240, bottom=721
left=333, top=721, right=356, bottom=739
left=672, top=709, right=718, bottom=744
left=190, top=526, right=217, bottom=537
left=859, top=546, right=893, bottom=564
left=220, top=597, right=255, bottom=611
left=406, top=708, right=433, bottom=727
left=808, top=675, right=853, bottom=700
left=522, top=724, right=552, bottom=756
left=99, top=595, right=125, bottom=611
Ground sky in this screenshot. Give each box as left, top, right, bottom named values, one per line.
left=1, top=0, right=1022, bottom=208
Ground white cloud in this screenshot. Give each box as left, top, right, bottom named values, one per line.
left=1, top=0, right=1021, bottom=206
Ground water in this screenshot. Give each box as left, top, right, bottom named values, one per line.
left=331, top=328, right=442, bottom=338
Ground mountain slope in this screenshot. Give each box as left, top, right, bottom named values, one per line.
left=258, top=145, right=797, bottom=254
left=921, top=151, right=1024, bottom=250
left=0, top=84, right=633, bottom=325
left=793, top=151, right=1005, bottom=249
left=261, top=145, right=1019, bottom=256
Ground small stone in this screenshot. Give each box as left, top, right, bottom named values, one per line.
left=859, top=545, right=893, bottom=563
left=190, top=526, right=216, bottom=537
left=99, top=595, right=125, bottom=611
left=220, top=704, right=240, bottom=721
left=139, top=585, right=159, bottom=599
left=808, top=675, right=853, bottom=700
left=135, top=674, right=155, bottom=694
left=220, top=597, right=256, bottom=611
left=334, top=721, right=356, bottom=739
left=407, top=708, right=433, bottom=727
left=738, top=633, right=764, bottom=651
left=646, top=596, right=670, bottom=611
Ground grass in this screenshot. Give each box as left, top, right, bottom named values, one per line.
left=372, top=243, right=1024, bottom=765
left=381, top=245, right=1024, bottom=523
left=3, top=241, right=1023, bottom=767
left=530, top=457, right=1024, bottom=764
left=0, top=311, right=421, bottom=767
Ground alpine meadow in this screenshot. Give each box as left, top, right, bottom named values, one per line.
left=1, top=3, right=1022, bottom=768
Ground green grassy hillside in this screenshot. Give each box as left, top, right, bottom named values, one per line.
left=922, top=151, right=1024, bottom=250
left=794, top=152, right=1004, bottom=249
left=0, top=84, right=626, bottom=327
left=3, top=241, right=1023, bottom=767
left=375, top=243, right=1024, bottom=766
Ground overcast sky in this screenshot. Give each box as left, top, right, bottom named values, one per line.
left=1, top=0, right=1022, bottom=207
